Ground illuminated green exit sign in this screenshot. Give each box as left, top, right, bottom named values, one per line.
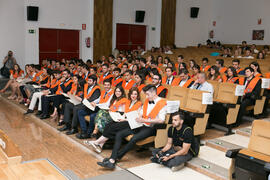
left=28, top=29, right=35, bottom=34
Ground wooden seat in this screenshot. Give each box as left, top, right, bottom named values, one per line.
left=0, top=130, right=22, bottom=165
left=208, top=80, right=220, bottom=100
left=166, top=86, right=189, bottom=108
left=246, top=89, right=266, bottom=115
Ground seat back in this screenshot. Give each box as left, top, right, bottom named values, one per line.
left=166, top=86, right=189, bottom=108
left=248, top=120, right=270, bottom=156
left=217, top=82, right=238, bottom=104
left=185, top=89, right=208, bottom=113
left=208, top=80, right=220, bottom=100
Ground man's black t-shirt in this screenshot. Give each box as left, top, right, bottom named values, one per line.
left=168, top=124, right=196, bottom=156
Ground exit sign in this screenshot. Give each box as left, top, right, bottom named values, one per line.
left=28, top=29, right=35, bottom=34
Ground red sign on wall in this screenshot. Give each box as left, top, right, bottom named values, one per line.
left=82, top=24, right=86, bottom=30
left=213, top=21, right=216, bottom=26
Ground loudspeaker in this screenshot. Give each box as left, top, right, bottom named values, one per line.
left=27, top=6, right=39, bottom=21
left=135, top=11, right=145, bottom=23
left=190, top=7, right=199, bottom=18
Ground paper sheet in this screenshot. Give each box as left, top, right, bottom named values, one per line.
left=202, top=93, right=213, bottom=104
left=109, top=111, right=124, bottom=122
left=261, top=78, right=270, bottom=89
left=68, top=95, right=81, bottom=105
left=235, top=85, right=245, bottom=96
left=82, top=99, right=95, bottom=111
left=33, top=85, right=41, bottom=89
left=126, top=111, right=143, bottom=129
left=166, top=100, right=180, bottom=113
left=97, top=103, right=110, bottom=110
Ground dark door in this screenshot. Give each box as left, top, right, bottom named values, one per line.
left=39, top=28, right=79, bottom=64
left=116, top=24, right=146, bottom=51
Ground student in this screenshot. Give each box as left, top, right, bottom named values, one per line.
left=249, top=62, right=262, bottom=77
left=76, top=79, right=114, bottom=139
left=151, top=111, right=198, bottom=171
left=98, top=64, right=113, bottom=84
left=134, top=72, right=146, bottom=92
left=93, top=86, right=127, bottom=135
left=86, top=87, right=142, bottom=153
left=236, top=67, right=261, bottom=126
left=243, top=49, right=254, bottom=59
left=97, top=85, right=167, bottom=169
left=216, top=59, right=227, bottom=73
left=191, top=72, right=214, bottom=95
left=222, top=66, right=239, bottom=84
left=62, top=75, right=101, bottom=135
left=257, top=51, right=265, bottom=59
left=122, top=70, right=136, bottom=90
left=172, top=69, right=194, bottom=88
left=200, top=58, right=211, bottom=72
left=162, top=67, right=178, bottom=85
left=208, top=65, right=222, bottom=82
left=191, top=64, right=200, bottom=80
left=188, top=59, right=196, bottom=72
left=175, top=55, right=184, bottom=70
left=156, top=56, right=163, bottom=67
left=232, top=59, right=245, bottom=75
left=111, top=68, right=123, bottom=87
left=152, top=73, right=168, bottom=98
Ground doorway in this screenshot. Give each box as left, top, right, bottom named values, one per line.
left=39, top=28, right=79, bottom=64
left=116, top=23, right=146, bottom=51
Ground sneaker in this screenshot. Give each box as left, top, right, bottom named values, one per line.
left=171, top=164, right=185, bottom=172
left=88, top=141, right=102, bottom=153
left=97, top=160, right=115, bottom=169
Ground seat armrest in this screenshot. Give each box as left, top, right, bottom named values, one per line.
left=264, top=162, right=270, bottom=172
left=226, top=149, right=241, bottom=158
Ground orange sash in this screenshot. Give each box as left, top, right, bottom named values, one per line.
left=83, top=84, right=101, bottom=99
left=255, top=73, right=262, bottom=78
left=236, top=68, right=244, bottom=74
left=98, top=73, right=113, bottom=84
left=10, top=70, right=24, bottom=79
left=32, top=71, right=43, bottom=82
left=157, top=85, right=168, bottom=97
left=219, top=67, right=227, bottom=73
left=99, top=89, right=114, bottom=103
left=222, top=75, right=238, bottom=84
left=112, top=77, right=123, bottom=87
left=142, top=99, right=167, bottom=126
left=182, top=78, right=194, bottom=88
left=56, top=79, right=73, bottom=95
left=109, top=98, right=128, bottom=112
left=200, top=65, right=211, bottom=72
left=122, top=80, right=135, bottom=90
left=137, top=84, right=146, bottom=92
left=125, top=100, right=142, bottom=113
left=244, top=77, right=261, bottom=94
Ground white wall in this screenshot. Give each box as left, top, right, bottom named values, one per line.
left=0, top=0, right=25, bottom=68
left=25, top=0, right=94, bottom=65
left=112, top=0, right=162, bottom=50
left=213, top=0, right=270, bottom=45
left=175, top=0, right=214, bottom=47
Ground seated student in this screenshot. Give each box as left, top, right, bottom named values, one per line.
left=231, top=49, right=242, bottom=58
left=85, top=87, right=142, bottom=153
left=81, top=64, right=90, bottom=81
left=110, top=63, right=117, bottom=73
left=150, top=60, right=162, bottom=74
left=257, top=51, right=265, bottom=60
left=200, top=57, right=211, bottom=72
left=263, top=45, right=270, bottom=55
left=208, top=65, right=222, bottom=82
left=134, top=72, right=146, bottom=92
left=249, top=61, right=262, bottom=77
left=93, top=85, right=127, bottom=135
left=40, top=69, right=73, bottom=119
left=167, top=61, right=177, bottom=76
left=172, top=69, right=194, bottom=88
left=98, top=63, right=113, bottom=84
left=122, top=70, right=136, bottom=90
left=216, top=59, right=227, bottom=73
left=222, top=66, right=239, bottom=84
left=220, top=47, right=232, bottom=58
left=139, top=58, right=149, bottom=78
left=232, top=59, right=245, bottom=75
left=24, top=70, right=61, bottom=116
left=97, top=85, right=167, bottom=169
left=243, top=49, right=254, bottom=59
left=236, top=67, right=261, bottom=126
left=175, top=55, right=184, bottom=70
left=191, top=64, right=200, bottom=80
left=151, top=111, right=198, bottom=171
left=111, top=68, right=123, bottom=87
left=0, top=64, right=24, bottom=100
left=152, top=73, right=168, bottom=98
left=162, top=67, right=178, bottom=85
left=178, top=62, right=188, bottom=73
left=121, top=63, right=129, bottom=76
left=156, top=56, right=163, bottom=67
left=188, top=59, right=196, bottom=72
left=131, top=64, right=139, bottom=77
left=191, top=72, right=214, bottom=95
left=241, top=41, right=249, bottom=51
left=76, top=79, right=114, bottom=139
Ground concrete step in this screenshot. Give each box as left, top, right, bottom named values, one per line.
left=235, top=126, right=251, bottom=137
left=64, top=169, right=81, bottom=180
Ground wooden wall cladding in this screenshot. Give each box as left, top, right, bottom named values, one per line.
left=160, top=0, right=176, bottom=47
left=93, top=0, right=113, bottom=62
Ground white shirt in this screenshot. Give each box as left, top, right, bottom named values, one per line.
left=166, top=76, right=174, bottom=85
left=191, top=81, right=214, bottom=95
left=139, top=97, right=167, bottom=126
left=97, top=89, right=113, bottom=107
left=179, top=78, right=188, bottom=87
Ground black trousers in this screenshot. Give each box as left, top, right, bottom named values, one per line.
left=102, top=121, right=130, bottom=139
left=110, top=126, right=155, bottom=160
left=236, top=98, right=255, bottom=125
left=41, top=95, right=65, bottom=116
left=63, top=102, right=86, bottom=129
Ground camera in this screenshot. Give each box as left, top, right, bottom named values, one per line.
left=157, top=151, right=170, bottom=164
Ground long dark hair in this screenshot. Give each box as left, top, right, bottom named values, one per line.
left=178, top=62, right=187, bottom=75
left=109, top=85, right=126, bottom=107
left=226, top=66, right=238, bottom=78
left=250, top=61, right=261, bottom=73
left=12, top=64, right=21, bottom=73
left=208, top=65, right=220, bottom=80
left=128, top=87, right=140, bottom=101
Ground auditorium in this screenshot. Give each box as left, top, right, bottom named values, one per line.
left=1, top=0, right=270, bottom=179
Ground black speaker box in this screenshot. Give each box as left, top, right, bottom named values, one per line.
left=135, top=11, right=145, bottom=23
left=190, top=7, right=199, bottom=18
left=27, top=6, right=39, bottom=21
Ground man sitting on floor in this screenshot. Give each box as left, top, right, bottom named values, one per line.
left=151, top=111, right=198, bottom=171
